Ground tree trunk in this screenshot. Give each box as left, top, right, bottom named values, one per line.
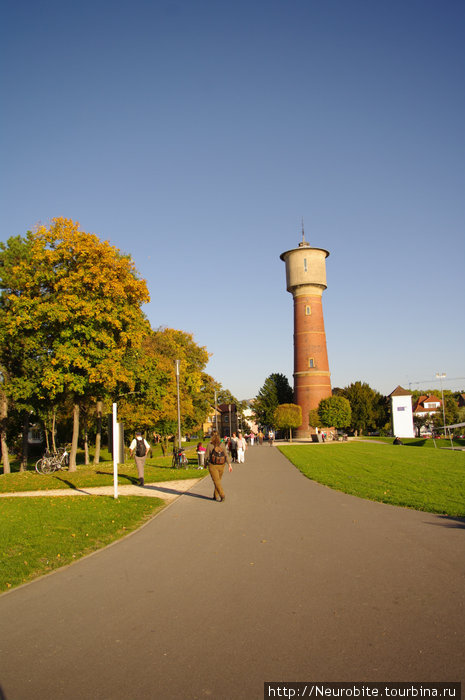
left=51, top=409, right=57, bottom=452
left=84, top=431, right=89, bottom=465
left=68, top=403, right=80, bottom=472
left=83, top=412, right=89, bottom=465
left=93, top=400, right=103, bottom=465
left=0, top=391, right=10, bottom=474
left=160, top=436, right=169, bottom=457
left=20, top=413, right=29, bottom=471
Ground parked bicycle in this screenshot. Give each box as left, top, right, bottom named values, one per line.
left=171, top=447, right=189, bottom=469
left=35, top=447, right=69, bottom=475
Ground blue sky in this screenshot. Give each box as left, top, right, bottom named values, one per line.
left=1, top=0, right=464, bottom=400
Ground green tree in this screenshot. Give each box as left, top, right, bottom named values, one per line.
left=272, top=373, right=294, bottom=404
left=216, top=388, right=237, bottom=405
left=254, top=373, right=293, bottom=427
left=274, top=403, right=302, bottom=442
left=456, top=407, right=465, bottom=433
left=318, top=396, right=352, bottom=429
left=432, top=396, right=459, bottom=431
left=413, top=413, right=429, bottom=438
left=444, top=396, right=459, bottom=426
left=341, top=381, right=387, bottom=435
left=308, top=408, right=323, bottom=429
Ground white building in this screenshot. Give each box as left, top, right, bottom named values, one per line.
left=389, top=386, right=415, bottom=438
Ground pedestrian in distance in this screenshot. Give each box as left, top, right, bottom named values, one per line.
left=230, top=432, right=238, bottom=462
left=268, top=429, right=275, bottom=446
left=129, top=431, right=150, bottom=487
left=205, top=432, right=232, bottom=502
left=258, top=430, right=264, bottom=446
left=196, top=441, right=206, bottom=468
left=236, top=432, right=246, bottom=463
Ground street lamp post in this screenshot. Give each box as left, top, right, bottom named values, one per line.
left=435, top=373, right=447, bottom=433
left=214, top=389, right=218, bottom=433
left=436, top=372, right=454, bottom=449
left=175, top=360, right=182, bottom=450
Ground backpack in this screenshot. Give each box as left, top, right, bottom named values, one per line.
left=135, top=439, right=147, bottom=457
left=210, top=447, right=225, bottom=465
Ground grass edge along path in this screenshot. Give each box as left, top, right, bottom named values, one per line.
left=279, top=442, right=465, bottom=517
left=0, top=495, right=165, bottom=593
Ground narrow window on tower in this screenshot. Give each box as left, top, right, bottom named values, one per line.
left=304, top=258, right=307, bottom=272
left=308, top=357, right=315, bottom=368
left=305, top=305, right=311, bottom=315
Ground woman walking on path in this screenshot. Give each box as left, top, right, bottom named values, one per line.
left=205, top=432, right=232, bottom=501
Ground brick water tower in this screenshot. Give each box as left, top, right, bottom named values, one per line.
left=280, top=231, right=332, bottom=437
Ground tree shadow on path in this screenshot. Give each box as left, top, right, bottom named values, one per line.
left=52, top=476, right=94, bottom=494
left=143, top=484, right=211, bottom=501
left=426, top=515, right=465, bottom=530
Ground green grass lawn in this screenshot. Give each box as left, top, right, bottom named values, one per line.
left=0, top=495, right=164, bottom=592
left=279, top=441, right=465, bottom=516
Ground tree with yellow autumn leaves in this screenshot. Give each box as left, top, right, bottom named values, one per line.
left=0, top=218, right=215, bottom=472
left=116, top=326, right=215, bottom=443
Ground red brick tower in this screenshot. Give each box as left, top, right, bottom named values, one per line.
left=280, top=233, right=332, bottom=437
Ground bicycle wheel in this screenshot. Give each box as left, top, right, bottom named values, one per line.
left=36, top=458, right=54, bottom=474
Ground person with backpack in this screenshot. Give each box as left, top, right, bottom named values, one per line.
left=129, top=431, right=150, bottom=487
left=205, top=432, right=232, bottom=502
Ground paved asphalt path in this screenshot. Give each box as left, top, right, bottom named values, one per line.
left=1, top=444, right=464, bottom=700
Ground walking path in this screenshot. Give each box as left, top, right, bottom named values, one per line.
left=0, top=444, right=464, bottom=700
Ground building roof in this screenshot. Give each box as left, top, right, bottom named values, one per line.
left=423, top=395, right=441, bottom=404
left=389, top=385, right=412, bottom=397
left=413, top=395, right=442, bottom=413
left=217, top=403, right=237, bottom=413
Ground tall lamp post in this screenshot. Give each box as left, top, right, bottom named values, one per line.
left=175, top=360, right=182, bottom=450
left=435, top=372, right=447, bottom=434
left=436, top=372, right=455, bottom=449
left=214, top=389, right=218, bottom=433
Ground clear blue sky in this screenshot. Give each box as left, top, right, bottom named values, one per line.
left=1, top=0, right=464, bottom=400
